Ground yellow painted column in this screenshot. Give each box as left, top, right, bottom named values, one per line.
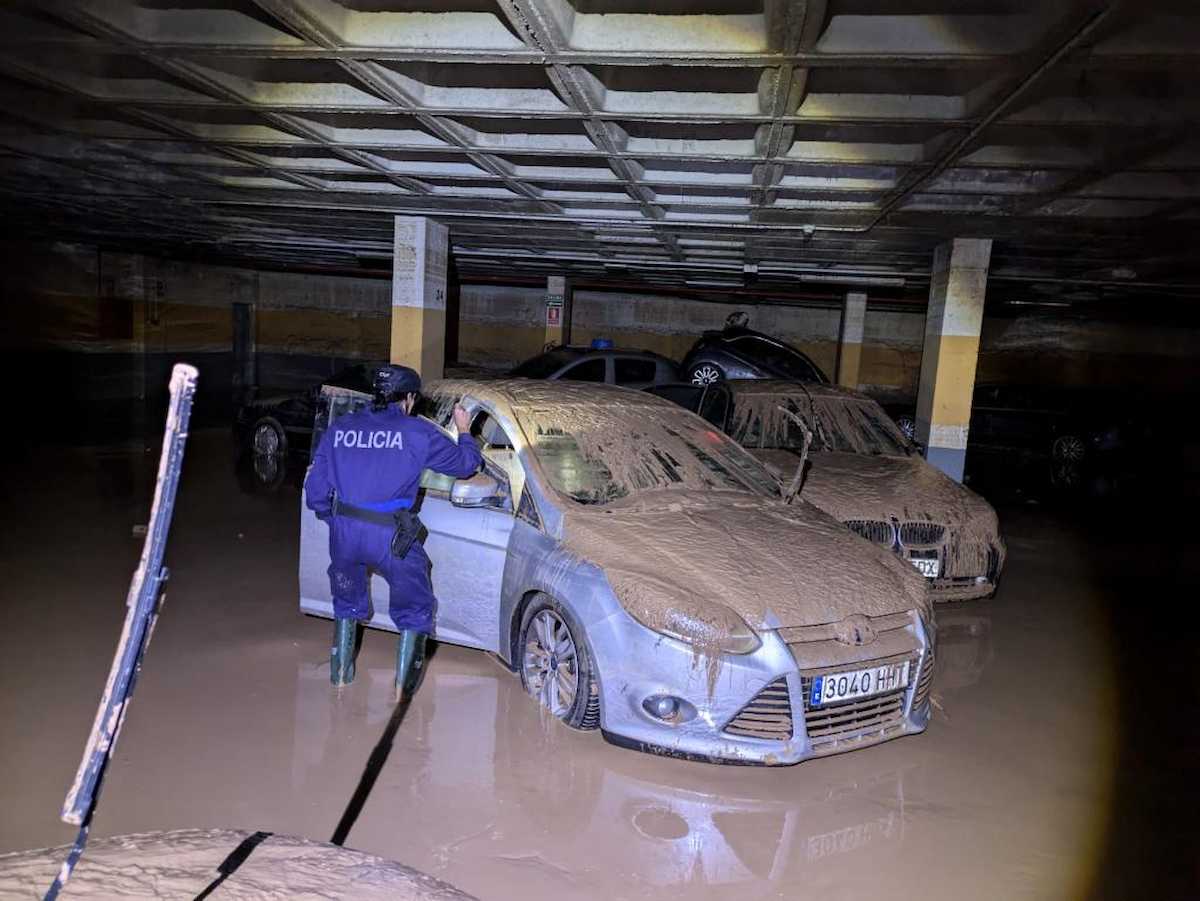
left=915, top=238, right=992, bottom=482
left=835, top=290, right=867, bottom=389
left=391, top=215, right=449, bottom=379
left=542, top=275, right=573, bottom=349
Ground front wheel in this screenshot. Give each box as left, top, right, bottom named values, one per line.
left=518, top=596, right=600, bottom=730
left=688, top=362, right=724, bottom=387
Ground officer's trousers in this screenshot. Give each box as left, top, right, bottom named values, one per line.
left=326, top=516, right=435, bottom=634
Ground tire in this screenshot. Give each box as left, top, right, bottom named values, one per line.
left=895, top=415, right=916, bottom=442
left=252, top=416, right=288, bottom=457
left=518, top=595, right=600, bottom=730
left=687, top=362, right=724, bottom=387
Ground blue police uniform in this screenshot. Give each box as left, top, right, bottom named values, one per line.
left=304, top=402, right=481, bottom=635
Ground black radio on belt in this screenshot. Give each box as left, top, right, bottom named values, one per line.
left=389, top=510, right=421, bottom=560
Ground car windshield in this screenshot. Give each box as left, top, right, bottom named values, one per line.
left=512, top=401, right=779, bottom=505
left=729, top=390, right=912, bottom=457
left=509, top=349, right=580, bottom=379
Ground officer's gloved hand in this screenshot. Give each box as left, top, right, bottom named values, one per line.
left=453, top=404, right=471, bottom=435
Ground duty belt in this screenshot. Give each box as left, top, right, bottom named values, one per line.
left=331, top=497, right=406, bottom=526
left=331, top=495, right=422, bottom=559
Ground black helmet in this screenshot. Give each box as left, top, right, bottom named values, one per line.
left=372, top=364, right=421, bottom=404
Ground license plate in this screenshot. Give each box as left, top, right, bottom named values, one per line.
left=909, top=556, right=940, bottom=578
left=810, top=661, right=910, bottom=708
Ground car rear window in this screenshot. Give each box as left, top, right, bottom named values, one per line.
left=510, top=349, right=578, bottom=378
left=730, top=336, right=826, bottom=383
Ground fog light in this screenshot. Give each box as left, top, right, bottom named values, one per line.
left=642, top=694, right=695, bottom=724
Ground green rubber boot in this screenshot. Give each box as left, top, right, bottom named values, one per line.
left=395, top=630, right=427, bottom=701
left=331, top=618, right=358, bottom=687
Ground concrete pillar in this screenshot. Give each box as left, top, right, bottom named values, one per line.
left=391, top=216, right=449, bottom=379
left=543, top=275, right=573, bottom=349
left=835, top=291, right=867, bottom=389
left=915, top=238, right=992, bottom=482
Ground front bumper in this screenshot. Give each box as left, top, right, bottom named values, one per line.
left=588, top=610, right=934, bottom=766
left=929, top=575, right=997, bottom=602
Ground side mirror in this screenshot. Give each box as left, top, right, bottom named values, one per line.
left=451, top=472, right=507, bottom=509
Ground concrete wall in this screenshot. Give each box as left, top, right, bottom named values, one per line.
left=457, top=282, right=927, bottom=398
left=458, top=283, right=1200, bottom=399
left=5, top=240, right=1199, bottom=445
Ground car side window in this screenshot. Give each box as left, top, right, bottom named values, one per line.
left=470, top=410, right=522, bottom=509
left=614, top=357, right=657, bottom=384
left=699, top=387, right=730, bottom=430
left=560, top=358, right=606, bottom=382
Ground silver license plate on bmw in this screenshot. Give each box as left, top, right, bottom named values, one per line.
left=910, top=556, right=940, bottom=578
left=810, top=661, right=910, bottom=708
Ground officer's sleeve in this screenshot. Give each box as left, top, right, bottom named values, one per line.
left=304, top=428, right=335, bottom=520
left=424, top=427, right=483, bottom=479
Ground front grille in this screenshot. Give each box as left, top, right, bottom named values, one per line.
left=723, top=677, right=792, bottom=741
left=799, top=655, right=915, bottom=752
left=845, top=519, right=895, bottom=545
left=899, top=521, right=945, bottom=547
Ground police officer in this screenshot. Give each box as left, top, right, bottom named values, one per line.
left=304, top=364, right=481, bottom=696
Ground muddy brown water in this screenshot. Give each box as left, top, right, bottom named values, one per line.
left=1, top=430, right=1195, bottom=900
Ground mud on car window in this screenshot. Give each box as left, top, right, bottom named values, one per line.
left=514, top=403, right=778, bottom=505
left=731, top=393, right=912, bottom=457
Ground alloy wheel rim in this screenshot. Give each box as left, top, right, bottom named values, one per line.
left=1053, top=435, right=1085, bottom=462
left=523, top=609, right=579, bottom=717
left=254, top=423, right=281, bottom=455
left=691, top=365, right=721, bottom=386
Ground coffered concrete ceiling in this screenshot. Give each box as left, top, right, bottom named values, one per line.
left=1, top=1, right=1199, bottom=302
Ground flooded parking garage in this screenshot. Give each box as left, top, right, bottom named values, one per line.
left=1, top=430, right=1195, bottom=900
left=3, top=2, right=1200, bottom=896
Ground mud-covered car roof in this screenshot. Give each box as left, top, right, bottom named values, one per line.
left=427, top=378, right=684, bottom=411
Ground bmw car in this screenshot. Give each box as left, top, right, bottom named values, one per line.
left=299, top=380, right=935, bottom=765
left=649, top=380, right=1006, bottom=602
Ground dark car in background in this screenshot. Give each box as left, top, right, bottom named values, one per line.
left=508, top=343, right=678, bottom=387
left=884, top=384, right=1151, bottom=494
left=680, top=325, right=829, bottom=386
left=235, top=361, right=384, bottom=459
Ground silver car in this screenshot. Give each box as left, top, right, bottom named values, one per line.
left=299, top=380, right=935, bottom=765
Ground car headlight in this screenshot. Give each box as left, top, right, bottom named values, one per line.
left=627, top=594, right=762, bottom=656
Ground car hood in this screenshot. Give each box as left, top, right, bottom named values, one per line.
left=562, top=491, right=928, bottom=633
left=750, top=449, right=999, bottom=532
